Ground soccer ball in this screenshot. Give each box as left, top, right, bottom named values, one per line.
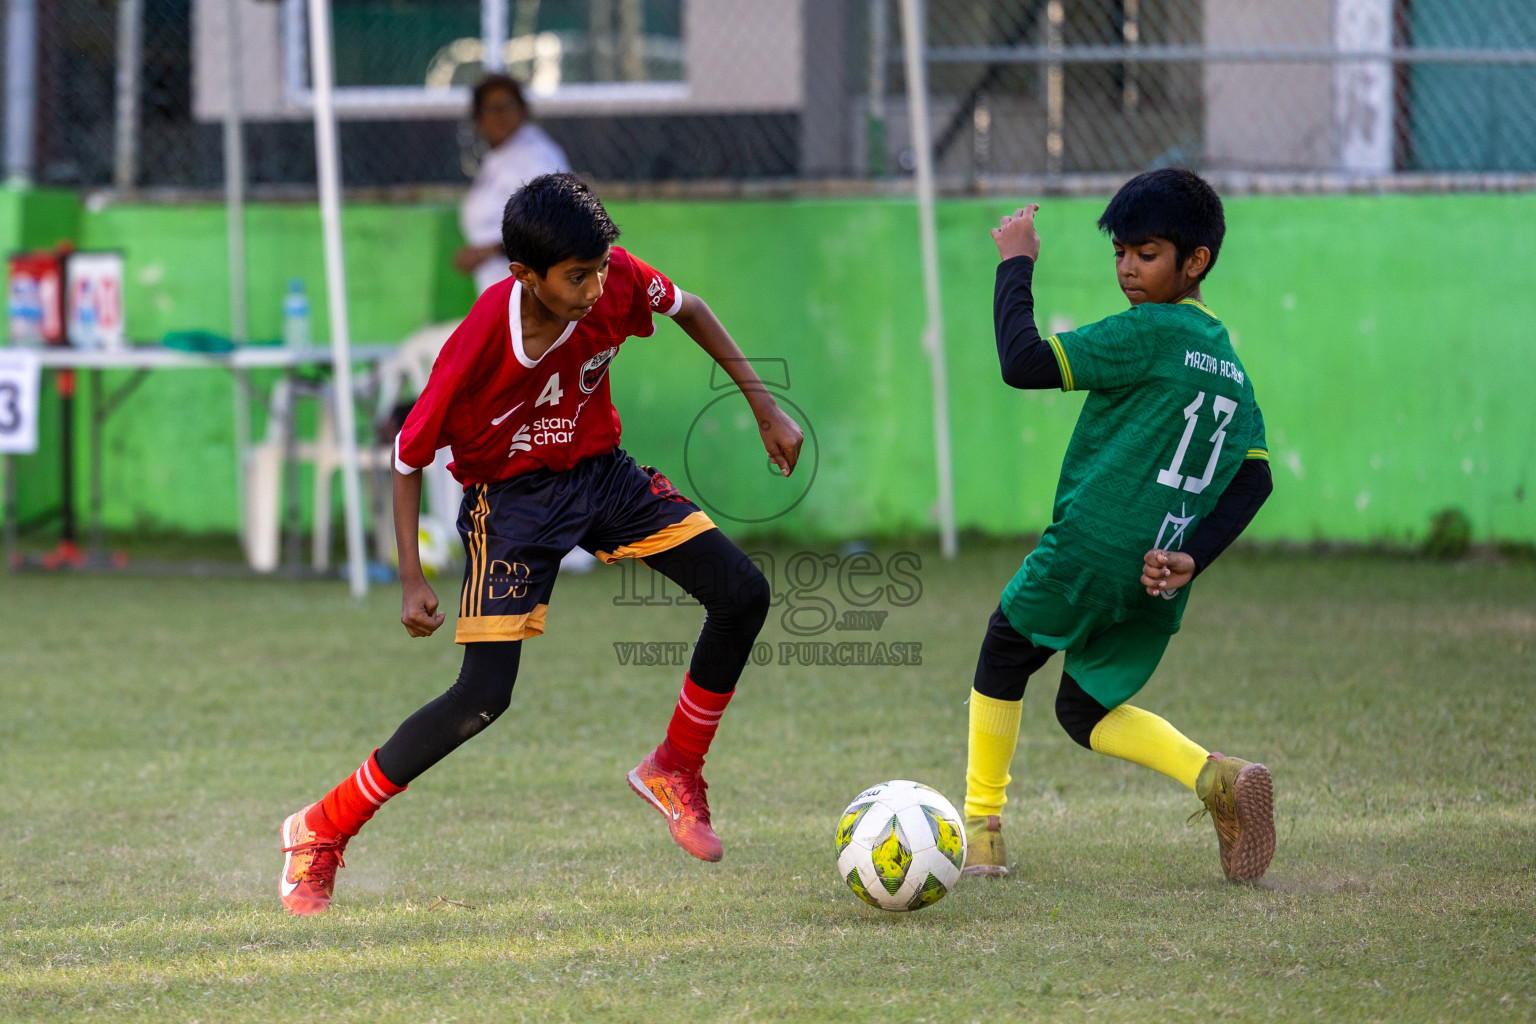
left=390, top=523, right=452, bottom=578
left=834, top=780, right=966, bottom=911
left=415, top=523, right=452, bottom=577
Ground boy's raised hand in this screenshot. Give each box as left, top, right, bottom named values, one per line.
left=992, top=204, right=1041, bottom=262
left=1140, top=549, right=1196, bottom=597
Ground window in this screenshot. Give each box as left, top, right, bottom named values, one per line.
left=283, top=0, right=687, bottom=110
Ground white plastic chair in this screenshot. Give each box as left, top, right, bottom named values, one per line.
left=242, top=322, right=459, bottom=573
left=353, top=322, right=460, bottom=571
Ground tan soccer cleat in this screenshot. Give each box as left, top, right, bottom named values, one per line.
left=961, top=814, right=1010, bottom=877
left=1192, top=752, right=1274, bottom=883
left=627, top=751, right=723, bottom=862
left=279, top=804, right=349, bottom=916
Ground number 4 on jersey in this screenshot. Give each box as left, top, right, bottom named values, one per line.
left=1157, top=390, right=1237, bottom=494
left=535, top=372, right=565, bottom=408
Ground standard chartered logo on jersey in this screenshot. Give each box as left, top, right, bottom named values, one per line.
left=505, top=411, right=583, bottom=455
left=530, top=416, right=578, bottom=445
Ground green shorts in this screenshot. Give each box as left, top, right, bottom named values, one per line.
left=999, top=571, right=1171, bottom=709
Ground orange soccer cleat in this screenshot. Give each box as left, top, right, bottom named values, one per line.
left=627, top=751, right=723, bottom=862
left=279, top=804, right=349, bottom=915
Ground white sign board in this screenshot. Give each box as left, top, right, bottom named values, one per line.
left=0, top=349, right=43, bottom=454
left=66, top=251, right=127, bottom=350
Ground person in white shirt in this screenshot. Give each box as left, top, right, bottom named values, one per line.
left=455, top=75, right=571, bottom=294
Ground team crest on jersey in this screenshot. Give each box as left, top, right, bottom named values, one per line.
left=1153, top=504, right=1196, bottom=601
left=580, top=346, right=618, bottom=393
left=1155, top=503, right=1196, bottom=551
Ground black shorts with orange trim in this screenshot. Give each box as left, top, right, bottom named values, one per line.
left=455, top=447, right=715, bottom=644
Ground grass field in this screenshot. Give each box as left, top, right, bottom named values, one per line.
left=3, top=542, right=1534, bottom=1022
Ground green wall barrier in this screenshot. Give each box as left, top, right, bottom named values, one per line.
left=0, top=187, right=81, bottom=257
left=609, top=193, right=1536, bottom=545
left=4, top=191, right=1532, bottom=546
left=5, top=200, right=474, bottom=531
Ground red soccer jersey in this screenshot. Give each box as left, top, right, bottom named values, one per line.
left=394, top=247, right=682, bottom=485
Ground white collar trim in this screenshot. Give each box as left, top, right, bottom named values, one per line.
left=508, top=279, right=577, bottom=369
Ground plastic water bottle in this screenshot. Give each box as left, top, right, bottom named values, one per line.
left=282, top=279, right=311, bottom=347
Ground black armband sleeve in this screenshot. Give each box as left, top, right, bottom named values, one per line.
left=993, top=256, right=1064, bottom=390
left=1185, top=458, right=1273, bottom=576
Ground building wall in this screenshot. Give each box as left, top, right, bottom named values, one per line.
left=1204, top=0, right=1336, bottom=172
left=5, top=191, right=1534, bottom=545
left=192, top=0, right=804, bottom=121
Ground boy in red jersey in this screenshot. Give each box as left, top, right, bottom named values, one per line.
left=279, top=173, right=803, bottom=915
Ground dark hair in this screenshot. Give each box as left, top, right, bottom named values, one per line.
left=472, top=74, right=525, bottom=119
left=501, top=172, right=620, bottom=275
left=1097, top=168, right=1225, bottom=280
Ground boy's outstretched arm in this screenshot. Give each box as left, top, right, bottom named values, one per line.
left=393, top=467, right=447, bottom=637
left=991, top=205, right=1064, bottom=390
left=1141, top=459, right=1274, bottom=595
left=672, top=292, right=804, bottom=477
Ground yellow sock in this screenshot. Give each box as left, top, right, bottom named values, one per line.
left=1088, top=705, right=1208, bottom=791
left=964, top=689, right=1024, bottom=819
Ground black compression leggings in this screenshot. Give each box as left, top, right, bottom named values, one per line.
left=373, top=639, right=523, bottom=786
left=972, top=605, right=1111, bottom=749
left=642, top=528, right=771, bottom=693
left=374, top=529, right=769, bottom=786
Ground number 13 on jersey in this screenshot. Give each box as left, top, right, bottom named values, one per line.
left=1157, top=390, right=1236, bottom=495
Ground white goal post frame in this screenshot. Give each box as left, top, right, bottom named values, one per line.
left=898, top=0, right=958, bottom=560
left=308, top=0, right=370, bottom=598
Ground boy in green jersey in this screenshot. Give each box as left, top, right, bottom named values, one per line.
left=963, top=169, right=1276, bottom=883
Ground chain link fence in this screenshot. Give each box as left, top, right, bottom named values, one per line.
left=907, top=0, right=1536, bottom=184
left=3, top=0, right=1534, bottom=194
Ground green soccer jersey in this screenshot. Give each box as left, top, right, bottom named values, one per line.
left=1019, top=297, right=1268, bottom=632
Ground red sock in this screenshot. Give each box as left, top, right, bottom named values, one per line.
left=311, top=750, right=406, bottom=837
left=655, top=675, right=734, bottom=773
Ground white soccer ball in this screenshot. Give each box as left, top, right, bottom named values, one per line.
left=834, top=780, right=966, bottom=912
left=416, top=523, right=452, bottom=577
left=391, top=523, right=452, bottom=578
